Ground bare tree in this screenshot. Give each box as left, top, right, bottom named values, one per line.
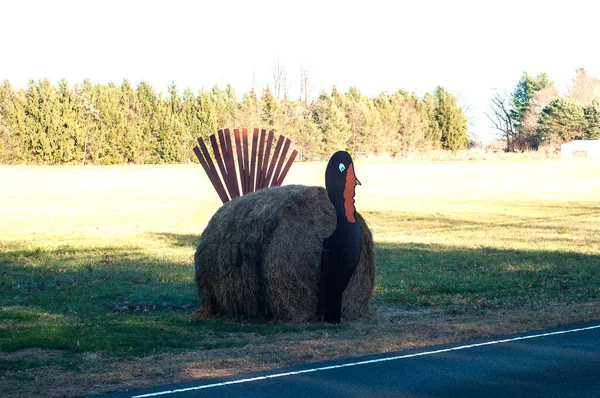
left=397, top=99, right=427, bottom=156
left=300, top=69, right=312, bottom=104
left=517, top=84, right=558, bottom=149
left=455, top=92, right=474, bottom=128
left=568, top=68, right=600, bottom=106
left=272, top=58, right=288, bottom=100
left=486, top=90, right=517, bottom=152
left=251, top=70, right=257, bottom=95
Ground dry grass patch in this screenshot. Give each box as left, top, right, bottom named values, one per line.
left=2, top=303, right=599, bottom=397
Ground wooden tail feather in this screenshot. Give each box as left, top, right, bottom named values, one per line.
left=193, top=138, right=229, bottom=204
left=233, top=128, right=246, bottom=194
left=249, top=128, right=259, bottom=192
left=242, top=128, right=250, bottom=194
left=194, top=128, right=297, bottom=203
left=274, top=149, right=298, bottom=187
left=222, top=129, right=240, bottom=198
left=271, top=138, right=291, bottom=187
left=263, top=135, right=284, bottom=189
left=259, top=130, right=275, bottom=189
left=255, top=129, right=267, bottom=190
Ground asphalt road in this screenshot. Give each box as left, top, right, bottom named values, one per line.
left=107, top=321, right=600, bottom=398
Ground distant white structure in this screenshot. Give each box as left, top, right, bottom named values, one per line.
left=560, top=140, right=600, bottom=158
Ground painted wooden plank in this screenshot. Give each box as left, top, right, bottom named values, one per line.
left=259, top=130, right=275, bottom=189
left=263, top=135, right=284, bottom=189
left=193, top=141, right=229, bottom=203
left=274, top=149, right=298, bottom=187
left=255, top=129, right=267, bottom=190
left=233, top=128, right=246, bottom=195
left=195, top=128, right=296, bottom=200
left=209, top=134, right=228, bottom=193
left=271, top=138, right=291, bottom=187
left=249, top=128, right=259, bottom=192
left=223, top=128, right=240, bottom=199
left=242, top=128, right=250, bottom=194
left=217, top=129, right=236, bottom=198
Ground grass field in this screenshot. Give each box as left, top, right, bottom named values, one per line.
left=1, top=159, right=599, bottom=396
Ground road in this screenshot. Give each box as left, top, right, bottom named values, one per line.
left=106, top=321, right=600, bottom=397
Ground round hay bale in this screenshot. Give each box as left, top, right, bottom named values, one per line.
left=194, top=184, right=375, bottom=322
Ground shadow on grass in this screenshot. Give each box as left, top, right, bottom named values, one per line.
left=374, top=241, right=599, bottom=310
left=149, top=232, right=200, bottom=248
left=364, top=206, right=600, bottom=230
left=147, top=227, right=600, bottom=314
left=0, top=242, right=335, bottom=362
left=1, top=223, right=599, bottom=363
left=0, top=244, right=201, bottom=356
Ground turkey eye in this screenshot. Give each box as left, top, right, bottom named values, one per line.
left=338, top=163, right=345, bottom=172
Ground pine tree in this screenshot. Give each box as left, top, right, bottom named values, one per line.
left=512, top=73, right=553, bottom=123
left=24, top=79, right=56, bottom=163
left=391, top=91, right=428, bottom=156
left=344, top=87, right=377, bottom=156
left=433, top=87, right=468, bottom=151
left=239, top=90, right=260, bottom=128
left=0, top=81, right=27, bottom=162
left=538, top=97, right=587, bottom=145
left=196, top=90, right=217, bottom=141
left=373, top=92, right=400, bottom=154
left=260, top=87, right=278, bottom=129
left=584, top=100, right=600, bottom=139
left=313, top=92, right=350, bottom=157
left=421, top=92, right=442, bottom=149
left=56, top=79, right=82, bottom=163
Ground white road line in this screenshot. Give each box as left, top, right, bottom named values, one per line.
left=131, top=324, right=600, bottom=398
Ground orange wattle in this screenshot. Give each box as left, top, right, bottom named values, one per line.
left=343, top=163, right=357, bottom=223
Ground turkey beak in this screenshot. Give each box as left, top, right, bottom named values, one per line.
left=356, top=178, right=361, bottom=186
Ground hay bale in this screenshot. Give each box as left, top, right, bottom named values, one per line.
left=194, top=184, right=375, bottom=322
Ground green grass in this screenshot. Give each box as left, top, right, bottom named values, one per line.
left=1, top=160, right=599, bottom=378
left=0, top=242, right=337, bottom=358
left=366, top=203, right=600, bottom=309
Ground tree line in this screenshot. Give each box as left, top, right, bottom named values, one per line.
left=489, top=68, right=600, bottom=152
left=0, top=78, right=469, bottom=164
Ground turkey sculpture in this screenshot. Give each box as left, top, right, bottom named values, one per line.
left=318, top=151, right=362, bottom=323
left=193, top=129, right=374, bottom=323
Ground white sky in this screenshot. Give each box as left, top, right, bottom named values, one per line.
left=2, top=0, right=600, bottom=142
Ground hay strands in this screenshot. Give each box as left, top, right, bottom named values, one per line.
left=194, top=128, right=298, bottom=203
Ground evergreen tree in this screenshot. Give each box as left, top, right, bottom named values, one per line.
left=211, top=85, right=237, bottom=128
left=136, top=81, right=162, bottom=163
left=55, top=79, right=82, bottom=163
left=538, top=97, right=587, bottom=145
left=433, top=87, right=468, bottom=151
left=154, top=83, right=184, bottom=163
left=0, top=81, right=28, bottom=162
left=421, top=92, right=442, bottom=149
left=238, top=90, right=260, bottom=128
left=260, top=87, right=278, bottom=128
left=584, top=100, right=600, bottom=139
left=512, top=72, right=553, bottom=123
left=343, top=87, right=377, bottom=156
left=0, top=78, right=480, bottom=163
left=392, top=91, right=428, bottom=156
left=290, top=100, right=319, bottom=160
left=94, top=82, right=127, bottom=163
left=117, top=80, right=142, bottom=163
left=179, top=88, right=203, bottom=162
left=313, top=91, right=350, bottom=157
left=24, top=79, right=57, bottom=163
left=196, top=90, right=217, bottom=137
left=372, top=92, right=400, bottom=154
